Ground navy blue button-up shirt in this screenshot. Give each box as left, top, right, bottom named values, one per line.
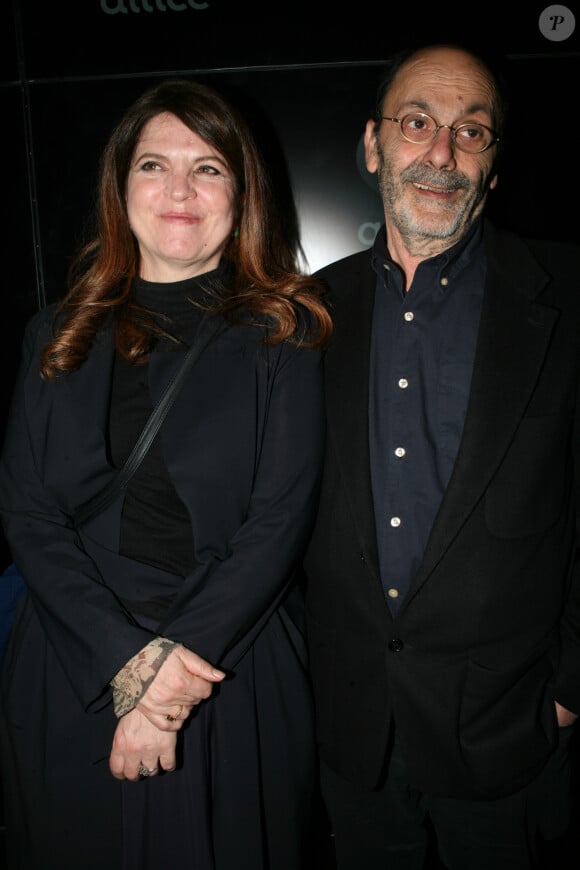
left=369, top=219, right=486, bottom=613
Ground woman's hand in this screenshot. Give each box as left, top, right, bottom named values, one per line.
left=137, top=644, right=225, bottom=731
left=109, top=706, right=177, bottom=780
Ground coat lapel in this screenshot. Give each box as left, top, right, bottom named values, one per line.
left=64, top=329, right=115, bottom=439
left=409, top=227, right=557, bottom=598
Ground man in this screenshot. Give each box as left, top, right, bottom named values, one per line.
left=304, top=43, right=580, bottom=869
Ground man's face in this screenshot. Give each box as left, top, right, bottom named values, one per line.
left=365, top=46, right=499, bottom=255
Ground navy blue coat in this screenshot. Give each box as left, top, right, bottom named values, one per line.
left=0, top=305, right=326, bottom=869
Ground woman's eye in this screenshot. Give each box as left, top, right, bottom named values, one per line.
left=196, top=164, right=221, bottom=176
left=139, top=160, right=161, bottom=172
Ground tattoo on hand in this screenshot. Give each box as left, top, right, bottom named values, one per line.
left=110, top=636, right=177, bottom=718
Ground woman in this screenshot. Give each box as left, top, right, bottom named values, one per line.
left=0, top=79, right=332, bottom=869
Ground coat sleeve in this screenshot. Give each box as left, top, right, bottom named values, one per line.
left=528, top=239, right=580, bottom=716
left=157, top=336, right=326, bottom=670
left=551, top=359, right=580, bottom=714
left=0, top=311, right=156, bottom=710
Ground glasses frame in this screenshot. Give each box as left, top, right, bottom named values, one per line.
left=381, top=113, right=499, bottom=154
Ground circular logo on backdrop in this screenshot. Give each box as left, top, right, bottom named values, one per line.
left=538, top=5, right=576, bottom=40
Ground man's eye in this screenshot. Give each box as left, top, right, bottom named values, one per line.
left=461, top=126, right=484, bottom=141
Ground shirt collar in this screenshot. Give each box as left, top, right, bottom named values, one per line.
left=371, top=217, right=485, bottom=293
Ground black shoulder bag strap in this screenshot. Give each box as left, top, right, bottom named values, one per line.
left=73, top=312, right=223, bottom=529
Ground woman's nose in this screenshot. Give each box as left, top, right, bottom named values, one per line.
left=167, top=173, right=196, bottom=200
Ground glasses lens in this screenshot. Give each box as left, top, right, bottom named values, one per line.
left=400, top=113, right=435, bottom=143
left=399, top=113, right=495, bottom=153
left=453, top=123, right=493, bottom=153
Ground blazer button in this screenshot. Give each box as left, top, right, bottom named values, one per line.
left=388, top=638, right=404, bottom=652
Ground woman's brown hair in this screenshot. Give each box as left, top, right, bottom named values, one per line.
left=40, top=79, right=332, bottom=378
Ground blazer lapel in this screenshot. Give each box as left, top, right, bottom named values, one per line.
left=408, top=229, right=557, bottom=598
left=64, top=329, right=115, bottom=440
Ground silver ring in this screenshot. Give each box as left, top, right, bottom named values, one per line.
left=138, top=765, right=158, bottom=777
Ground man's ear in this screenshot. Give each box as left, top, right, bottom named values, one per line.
left=364, top=118, right=379, bottom=174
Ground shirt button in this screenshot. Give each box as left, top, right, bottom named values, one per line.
left=390, top=516, right=401, bottom=527
left=440, top=276, right=449, bottom=286
left=387, top=588, right=399, bottom=599
left=398, top=378, right=408, bottom=389
left=404, top=311, right=414, bottom=321
left=394, top=447, right=406, bottom=458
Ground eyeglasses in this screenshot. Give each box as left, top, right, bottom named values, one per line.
left=382, top=112, right=499, bottom=154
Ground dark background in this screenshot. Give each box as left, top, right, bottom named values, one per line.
left=2, top=2, right=578, bottom=484
left=1, top=2, right=579, bottom=863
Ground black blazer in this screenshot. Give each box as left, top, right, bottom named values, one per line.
left=0, top=305, right=326, bottom=868
left=1, top=307, right=326, bottom=699
left=0, top=307, right=325, bottom=763
left=304, top=219, right=580, bottom=799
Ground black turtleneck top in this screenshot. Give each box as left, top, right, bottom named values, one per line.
left=108, top=272, right=219, bottom=581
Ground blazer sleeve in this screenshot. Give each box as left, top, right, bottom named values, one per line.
left=0, top=311, right=156, bottom=710
left=551, top=359, right=580, bottom=713
left=157, top=336, right=326, bottom=670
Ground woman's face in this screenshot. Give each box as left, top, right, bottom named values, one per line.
left=126, top=111, right=236, bottom=282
